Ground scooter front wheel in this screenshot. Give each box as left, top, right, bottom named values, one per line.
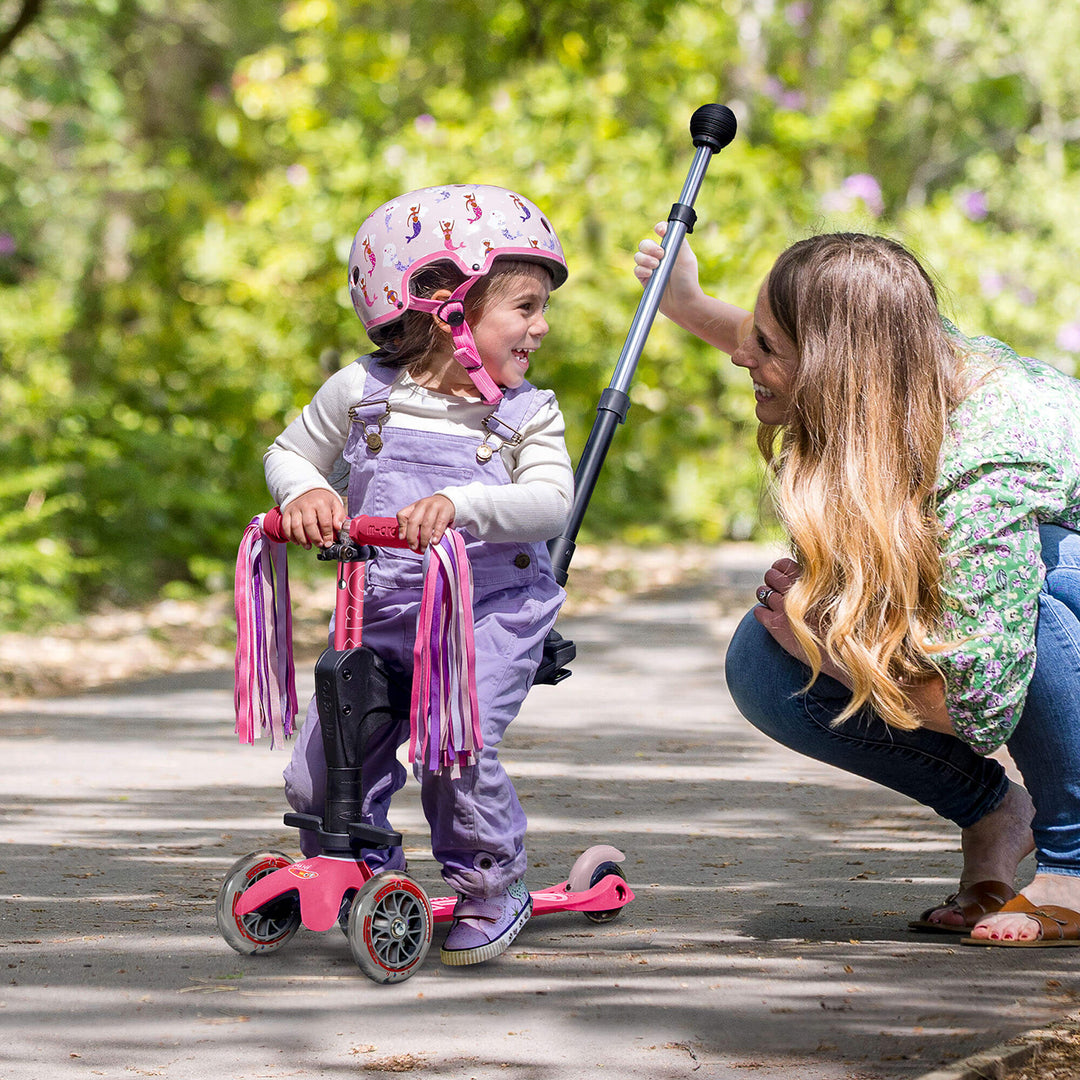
left=217, top=850, right=301, bottom=955
left=347, top=872, right=432, bottom=984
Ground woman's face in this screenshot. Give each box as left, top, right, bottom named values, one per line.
left=730, top=285, right=797, bottom=426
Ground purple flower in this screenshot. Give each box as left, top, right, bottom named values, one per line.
left=0, top=233, right=15, bottom=256
left=979, top=271, right=1005, bottom=299
left=822, top=173, right=884, bottom=217
left=843, top=174, right=884, bottom=214
left=785, top=1, right=810, bottom=27
left=959, top=190, right=989, bottom=221
left=414, top=114, right=437, bottom=135
left=285, top=164, right=309, bottom=187
left=1057, top=322, right=1080, bottom=353
left=763, top=76, right=806, bottom=110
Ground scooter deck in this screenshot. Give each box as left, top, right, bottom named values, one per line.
left=429, top=873, right=634, bottom=923
left=235, top=854, right=634, bottom=933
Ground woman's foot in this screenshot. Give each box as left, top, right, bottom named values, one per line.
left=968, top=872, right=1080, bottom=942
left=920, top=781, right=1035, bottom=930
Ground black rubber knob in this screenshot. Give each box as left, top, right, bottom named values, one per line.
left=689, top=104, right=738, bottom=152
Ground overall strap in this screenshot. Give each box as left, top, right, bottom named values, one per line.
left=481, top=380, right=549, bottom=446
left=348, top=356, right=399, bottom=423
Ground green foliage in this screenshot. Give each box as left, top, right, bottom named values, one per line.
left=2, top=0, right=1079, bottom=625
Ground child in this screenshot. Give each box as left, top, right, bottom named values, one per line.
left=264, top=185, right=574, bottom=966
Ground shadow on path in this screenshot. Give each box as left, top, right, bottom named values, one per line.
left=2, top=552, right=1076, bottom=1079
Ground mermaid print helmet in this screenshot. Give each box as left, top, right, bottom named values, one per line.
left=347, top=184, right=567, bottom=403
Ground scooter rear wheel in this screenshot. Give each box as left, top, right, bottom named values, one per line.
left=217, top=850, right=301, bottom=955
left=581, top=862, right=629, bottom=924
left=347, top=873, right=432, bottom=984
left=567, top=845, right=630, bottom=924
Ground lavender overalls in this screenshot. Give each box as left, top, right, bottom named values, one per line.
left=283, top=358, right=565, bottom=898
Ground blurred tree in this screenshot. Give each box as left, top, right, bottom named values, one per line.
left=0, top=0, right=43, bottom=57
left=1, top=0, right=1078, bottom=625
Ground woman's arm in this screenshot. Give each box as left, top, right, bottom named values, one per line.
left=633, top=222, right=752, bottom=355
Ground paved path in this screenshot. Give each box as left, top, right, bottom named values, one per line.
left=1, top=545, right=1076, bottom=1079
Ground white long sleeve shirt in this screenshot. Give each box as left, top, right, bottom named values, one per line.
left=264, top=356, right=574, bottom=543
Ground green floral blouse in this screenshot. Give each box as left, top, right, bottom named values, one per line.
left=933, top=331, right=1080, bottom=754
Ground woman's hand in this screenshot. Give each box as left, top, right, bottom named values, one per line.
left=280, top=489, right=345, bottom=548
left=634, top=222, right=752, bottom=354
left=633, top=221, right=705, bottom=324
left=397, top=494, right=456, bottom=553
left=753, top=558, right=853, bottom=689
left=754, top=559, right=957, bottom=733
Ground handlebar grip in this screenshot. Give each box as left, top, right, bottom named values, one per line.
left=261, top=507, right=289, bottom=543
left=349, top=515, right=411, bottom=548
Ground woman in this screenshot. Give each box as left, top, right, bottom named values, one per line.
left=635, top=225, right=1080, bottom=946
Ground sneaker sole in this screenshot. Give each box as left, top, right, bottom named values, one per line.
left=440, top=898, right=532, bottom=967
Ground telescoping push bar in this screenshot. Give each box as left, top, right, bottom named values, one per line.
left=547, top=102, right=738, bottom=587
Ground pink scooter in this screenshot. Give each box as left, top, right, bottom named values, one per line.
left=217, top=509, right=634, bottom=983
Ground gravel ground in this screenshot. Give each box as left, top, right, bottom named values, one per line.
left=999, top=1024, right=1080, bottom=1080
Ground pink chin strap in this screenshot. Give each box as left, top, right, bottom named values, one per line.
left=411, top=281, right=504, bottom=405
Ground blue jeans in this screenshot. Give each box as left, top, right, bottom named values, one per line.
left=725, top=524, right=1080, bottom=878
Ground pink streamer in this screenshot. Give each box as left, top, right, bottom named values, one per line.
left=409, top=531, right=482, bottom=775
left=233, top=515, right=297, bottom=748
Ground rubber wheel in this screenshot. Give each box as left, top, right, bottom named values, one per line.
left=582, top=862, right=629, bottom=924
left=216, top=850, right=301, bottom=955
left=347, top=872, right=432, bottom=984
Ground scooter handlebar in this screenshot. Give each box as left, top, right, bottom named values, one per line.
left=348, top=516, right=410, bottom=548
left=260, top=507, right=410, bottom=548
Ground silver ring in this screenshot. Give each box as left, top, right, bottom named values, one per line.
left=756, top=586, right=775, bottom=605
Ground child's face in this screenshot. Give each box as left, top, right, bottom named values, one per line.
left=471, top=269, right=552, bottom=390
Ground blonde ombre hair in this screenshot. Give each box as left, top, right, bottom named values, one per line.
left=759, top=233, right=967, bottom=730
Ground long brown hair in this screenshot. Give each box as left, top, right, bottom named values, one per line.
left=760, top=233, right=967, bottom=729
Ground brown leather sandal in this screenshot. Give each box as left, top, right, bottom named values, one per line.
left=907, top=879, right=1016, bottom=934
left=961, top=893, right=1080, bottom=947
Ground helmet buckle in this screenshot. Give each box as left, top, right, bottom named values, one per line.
left=437, top=300, right=466, bottom=328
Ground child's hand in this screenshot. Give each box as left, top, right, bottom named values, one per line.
left=633, top=221, right=705, bottom=322
left=397, top=494, right=456, bottom=553
left=280, top=489, right=345, bottom=548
